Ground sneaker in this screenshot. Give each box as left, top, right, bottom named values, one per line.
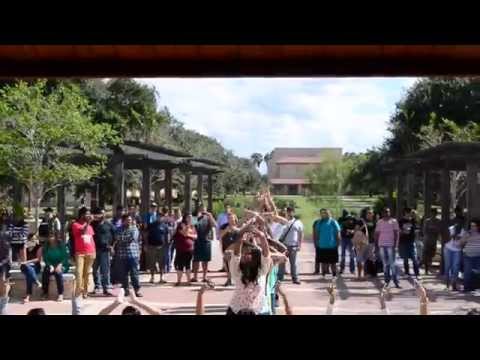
left=135, top=291, right=143, bottom=298
left=224, top=279, right=232, bottom=287
left=36, top=281, right=42, bottom=289
left=158, top=279, right=167, bottom=284
left=190, top=278, right=198, bottom=283
left=394, top=283, right=401, bottom=289
left=293, top=280, right=301, bottom=285
left=103, top=291, right=115, bottom=297
left=174, top=282, right=181, bottom=287
left=57, top=295, right=64, bottom=302
left=22, top=296, right=30, bottom=304
left=149, top=277, right=155, bottom=284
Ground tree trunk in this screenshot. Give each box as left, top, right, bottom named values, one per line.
left=34, top=198, right=41, bottom=232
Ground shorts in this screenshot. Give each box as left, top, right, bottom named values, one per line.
left=0, top=263, right=10, bottom=280
left=316, top=248, right=338, bottom=264
left=174, top=251, right=193, bottom=271
left=146, top=245, right=166, bottom=272
left=355, top=246, right=369, bottom=264
left=193, top=240, right=211, bottom=262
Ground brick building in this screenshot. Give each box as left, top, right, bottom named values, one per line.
left=267, top=147, right=342, bottom=195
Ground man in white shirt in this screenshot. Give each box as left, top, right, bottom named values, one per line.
left=277, top=207, right=303, bottom=285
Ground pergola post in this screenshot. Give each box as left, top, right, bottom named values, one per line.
left=98, top=180, right=105, bottom=210
left=197, top=174, right=203, bottom=206
left=406, top=172, right=416, bottom=209
left=112, top=158, right=125, bottom=211
left=207, top=174, right=214, bottom=213
left=183, top=171, right=192, bottom=214
left=57, top=185, right=66, bottom=237
left=165, top=168, right=173, bottom=212
left=423, top=170, right=433, bottom=218
left=466, top=161, right=480, bottom=223
left=441, top=167, right=451, bottom=225
left=141, top=166, right=151, bottom=215
left=396, top=174, right=405, bottom=219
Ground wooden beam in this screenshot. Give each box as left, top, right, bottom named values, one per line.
left=423, top=171, right=433, bottom=218
left=197, top=174, right=203, bottom=206
left=441, top=168, right=451, bottom=225
left=207, top=174, right=214, bottom=213
left=57, top=186, right=66, bottom=237
left=396, top=174, right=405, bottom=219
left=165, top=168, right=173, bottom=212
left=112, top=158, right=125, bottom=211
left=183, top=171, right=191, bottom=214
left=141, top=166, right=151, bottom=215
left=466, top=162, right=480, bottom=223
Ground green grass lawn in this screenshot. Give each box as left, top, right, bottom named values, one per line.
left=216, top=194, right=378, bottom=239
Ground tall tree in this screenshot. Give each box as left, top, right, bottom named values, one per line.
left=250, top=153, right=263, bottom=168
left=0, top=80, right=118, bottom=227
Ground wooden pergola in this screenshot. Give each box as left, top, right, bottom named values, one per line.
left=385, top=142, right=480, bottom=225
left=110, top=141, right=223, bottom=215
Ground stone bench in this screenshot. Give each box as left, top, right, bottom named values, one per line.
left=9, top=268, right=76, bottom=300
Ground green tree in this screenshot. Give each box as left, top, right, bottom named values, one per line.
left=0, top=80, right=118, bottom=227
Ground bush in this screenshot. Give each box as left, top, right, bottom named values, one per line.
left=273, top=197, right=297, bottom=210
left=373, top=196, right=387, bottom=216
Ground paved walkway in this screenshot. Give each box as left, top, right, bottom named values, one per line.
left=5, top=239, right=480, bottom=315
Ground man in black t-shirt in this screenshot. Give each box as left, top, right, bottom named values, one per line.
left=398, top=208, right=420, bottom=278
left=90, top=208, right=116, bottom=296
left=339, top=211, right=356, bottom=274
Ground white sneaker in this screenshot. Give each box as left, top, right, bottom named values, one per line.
left=57, top=295, right=64, bottom=302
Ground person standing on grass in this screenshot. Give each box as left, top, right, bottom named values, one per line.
left=115, top=214, right=142, bottom=297
left=41, top=235, right=70, bottom=302
left=277, top=207, right=303, bottom=285
left=313, top=208, right=341, bottom=279
left=375, top=208, right=401, bottom=288
left=398, top=208, right=420, bottom=279
left=460, top=219, right=480, bottom=293
left=423, top=208, right=442, bottom=275
left=146, top=209, right=171, bottom=284
left=173, top=213, right=197, bottom=286
left=191, top=204, right=217, bottom=283
left=90, top=208, right=115, bottom=297
left=71, top=207, right=96, bottom=298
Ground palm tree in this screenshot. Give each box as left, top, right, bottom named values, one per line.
left=250, top=153, right=263, bottom=168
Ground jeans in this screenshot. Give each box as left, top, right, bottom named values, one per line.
left=20, top=263, right=40, bottom=295
left=75, top=254, right=96, bottom=295
left=340, top=237, right=355, bottom=273
left=379, top=246, right=398, bottom=285
left=163, top=242, right=174, bottom=272
left=278, top=246, right=299, bottom=282
left=463, top=255, right=480, bottom=291
left=93, top=251, right=111, bottom=292
left=118, top=257, right=140, bottom=294
left=42, top=267, right=64, bottom=295
left=400, top=242, right=419, bottom=276
left=443, top=247, right=461, bottom=286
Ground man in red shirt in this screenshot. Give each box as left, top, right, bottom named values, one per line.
left=71, top=207, right=96, bottom=298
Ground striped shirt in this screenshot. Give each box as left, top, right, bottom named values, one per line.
left=463, top=232, right=480, bottom=257
left=8, top=221, right=29, bottom=245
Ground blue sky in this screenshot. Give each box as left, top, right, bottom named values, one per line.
left=138, top=78, right=417, bottom=173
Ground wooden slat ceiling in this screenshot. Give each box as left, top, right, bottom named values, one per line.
left=2, top=45, right=480, bottom=77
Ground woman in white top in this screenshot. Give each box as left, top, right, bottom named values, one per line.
left=227, top=217, right=272, bottom=315
left=444, top=223, right=463, bottom=291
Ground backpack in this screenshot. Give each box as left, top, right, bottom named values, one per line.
left=148, top=221, right=170, bottom=247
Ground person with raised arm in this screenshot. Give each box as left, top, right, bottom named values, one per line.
left=227, top=217, right=272, bottom=315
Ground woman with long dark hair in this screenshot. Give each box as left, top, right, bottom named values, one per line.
left=227, top=215, right=272, bottom=315
left=20, top=234, right=42, bottom=303
left=41, top=235, right=70, bottom=302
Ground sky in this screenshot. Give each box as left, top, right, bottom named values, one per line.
left=138, top=77, right=417, bottom=173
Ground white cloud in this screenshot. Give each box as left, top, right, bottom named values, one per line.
left=138, top=77, right=417, bottom=172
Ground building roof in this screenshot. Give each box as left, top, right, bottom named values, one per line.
left=270, top=178, right=310, bottom=185
left=275, top=157, right=324, bottom=164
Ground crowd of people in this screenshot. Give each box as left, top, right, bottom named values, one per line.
left=1, top=191, right=480, bottom=316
